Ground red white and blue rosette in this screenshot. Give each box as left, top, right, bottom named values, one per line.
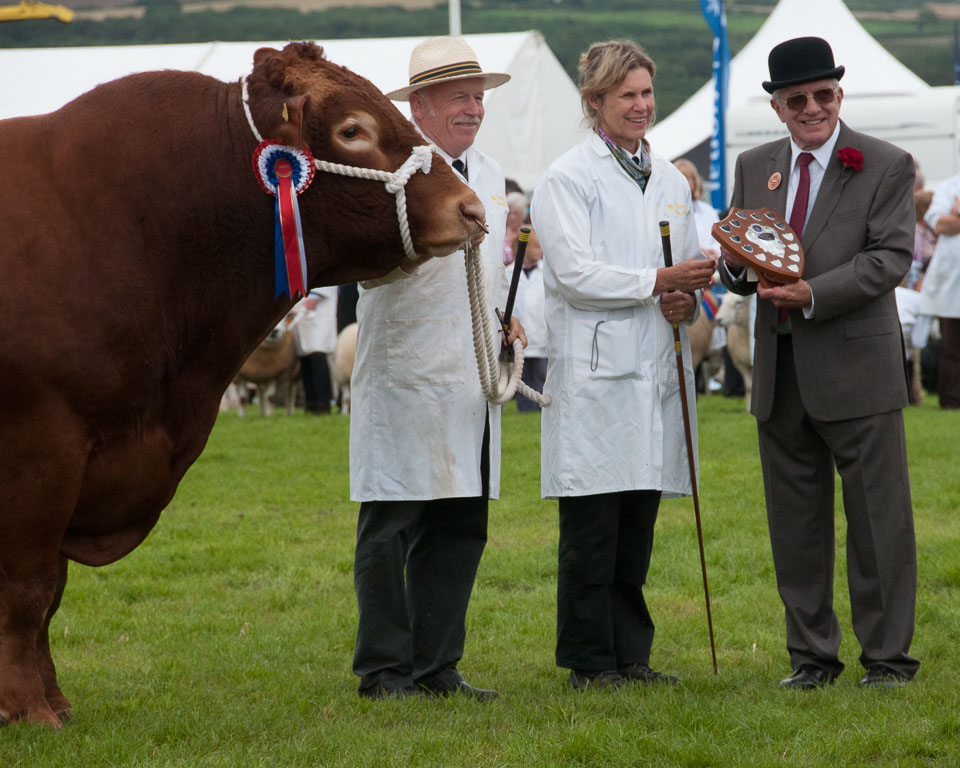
left=252, top=140, right=316, bottom=299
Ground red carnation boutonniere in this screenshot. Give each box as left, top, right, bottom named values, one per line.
left=838, top=147, right=863, bottom=171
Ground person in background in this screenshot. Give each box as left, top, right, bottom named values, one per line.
left=512, top=227, right=548, bottom=411
left=531, top=39, right=713, bottom=690
left=912, top=189, right=936, bottom=280
left=349, top=36, right=524, bottom=701
left=919, top=168, right=960, bottom=409
left=503, top=190, right=528, bottom=266
left=674, top=158, right=720, bottom=260
left=293, top=286, right=337, bottom=414
left=719, top=36, right=918, bottom=690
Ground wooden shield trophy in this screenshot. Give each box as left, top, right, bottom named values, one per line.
left=711, top=207, right=804, bottom=288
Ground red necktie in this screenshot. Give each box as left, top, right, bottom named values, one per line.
left=780, top=152, right=814, bottom=325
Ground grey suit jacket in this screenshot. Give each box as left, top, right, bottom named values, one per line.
left=721, top=121, right=913, bottom=422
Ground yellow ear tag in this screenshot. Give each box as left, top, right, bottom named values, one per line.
left=282, top=103, right=289, bottom=122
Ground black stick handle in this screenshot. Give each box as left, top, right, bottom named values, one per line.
left=659, top=220, right=674, bottom=269
left=502, top=226, right=530, bottom=327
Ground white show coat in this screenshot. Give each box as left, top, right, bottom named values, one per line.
left=920, top=173, right=960, bottom=319
left=349, top=143, right=508, bottom=501
left=531, top=132, right=702, bottom=499
left=512, top=261, right=547, bottom=358
left=292, top=286, right=338, bottom=356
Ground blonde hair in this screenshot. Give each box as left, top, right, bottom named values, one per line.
left=578, top=40, right=656, bottom=128
left=674, top=158, right=703, bottom=201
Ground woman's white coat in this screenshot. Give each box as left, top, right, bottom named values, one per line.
left=531, top=132, right=702, bottom=499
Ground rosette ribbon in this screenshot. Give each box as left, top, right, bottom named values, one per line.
left=252, top=140, right=316, bottom=299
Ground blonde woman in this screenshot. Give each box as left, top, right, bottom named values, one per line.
left=531, top=40, right=714, bottom=689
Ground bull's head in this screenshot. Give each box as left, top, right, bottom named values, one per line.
left=245, top=42, right=487, bottom=286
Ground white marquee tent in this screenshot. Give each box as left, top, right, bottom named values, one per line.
left=647, top=0, right=960, bottom=193
left=0, top=31, right=585, bottom=190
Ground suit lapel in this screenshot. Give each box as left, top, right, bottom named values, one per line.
left=801, top=123, right=855, bottom=249
left=766, top=141, right=790, bottom=214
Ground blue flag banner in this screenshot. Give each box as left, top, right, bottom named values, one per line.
left=953, top=20, right=959, bottom=86
left=700, top=0, right=730, bottom=211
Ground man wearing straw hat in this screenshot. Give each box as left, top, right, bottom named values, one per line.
left=349, top=37, right=522, bottom=701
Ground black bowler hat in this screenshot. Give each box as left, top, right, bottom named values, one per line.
left=762, top=36, right=845, bottom=94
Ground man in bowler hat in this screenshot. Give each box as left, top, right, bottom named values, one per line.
left=720, top=37, right=919, bottom=689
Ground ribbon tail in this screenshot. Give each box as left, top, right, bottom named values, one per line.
left=277, top=176, right=308, bottom=299
left=274, top=196, right=290, bottom=299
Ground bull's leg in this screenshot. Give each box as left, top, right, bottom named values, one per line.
left=0, top=412, right=85, bottom=728
left=37, top=555, right=72, bottom=721
left=0, top=557, right=67, bottom=728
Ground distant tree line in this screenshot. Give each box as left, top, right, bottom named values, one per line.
left=1, top=0, right=955, bottom=121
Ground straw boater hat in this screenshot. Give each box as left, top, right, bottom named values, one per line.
left=386, top=37, right=511, bottom=101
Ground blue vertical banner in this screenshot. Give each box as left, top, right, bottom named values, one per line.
left=700, top=0, right=730, bottom=211
left=953, top=20, right=959, bottom=85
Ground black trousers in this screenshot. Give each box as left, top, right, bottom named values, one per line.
left=939, top=317, right=960, bottom=409
left=352, top=418, right=489, bottom=689
left=556, top=490, right=661, bottom=672
left=516, top=357, right=547, bottom=412
left=299, top=353, right=331, bottom=413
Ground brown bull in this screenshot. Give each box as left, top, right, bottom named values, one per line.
left=0, top=41, right=484, bottom=727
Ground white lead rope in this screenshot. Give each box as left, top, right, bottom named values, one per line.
left=464, top=241, right=552, bottom=407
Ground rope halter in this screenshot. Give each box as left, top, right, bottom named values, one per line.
left=241, top=77, right=432, bottom=262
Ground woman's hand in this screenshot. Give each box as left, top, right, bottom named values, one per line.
left=655, top=257, right=715, bottom=294
left=660, top=290, right=697, bottom=324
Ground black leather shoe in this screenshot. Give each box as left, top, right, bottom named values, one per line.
left=419, top=678, right=499, bottom=701
left=358, top=682, right=422, bottom=700
left=619, top=664, right=679, bottom=685
left=568, top=669, right=626, bottom=690
left=859, top=664, right=908, bottom=689
left=778, top=664, right=838, bottom=690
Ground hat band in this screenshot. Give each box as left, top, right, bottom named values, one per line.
left=409, top=60, right=482, bottom=86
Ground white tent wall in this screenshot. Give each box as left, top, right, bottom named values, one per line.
left=0, top=32, right=583, bottom=190
left=646, top=0, right=958, bottom=198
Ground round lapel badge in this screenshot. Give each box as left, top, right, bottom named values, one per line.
left=767, top=172, right=782, bottom=191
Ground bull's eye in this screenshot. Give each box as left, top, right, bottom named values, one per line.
left=342, top=126, right=359, bottom=139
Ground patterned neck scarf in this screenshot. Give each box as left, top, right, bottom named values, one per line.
left=597, top=126, right=652, bottom=192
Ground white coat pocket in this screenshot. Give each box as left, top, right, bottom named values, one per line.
left=386, top=316, right=464, bottom=388
left=573, top=315, right=640, bottom=385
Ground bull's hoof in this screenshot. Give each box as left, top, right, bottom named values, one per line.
left=57, top=708, right=72, bottom=724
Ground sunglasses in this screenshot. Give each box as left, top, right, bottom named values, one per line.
left=778, top=88, right=837, bottom=111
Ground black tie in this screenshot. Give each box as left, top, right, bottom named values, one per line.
left=453, top=159, right=468, bottom=181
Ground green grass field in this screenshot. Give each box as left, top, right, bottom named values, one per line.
left=3, top=395, right=959, bottom=766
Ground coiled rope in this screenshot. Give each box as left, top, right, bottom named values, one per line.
left=464, top=241, right=552, bottom=407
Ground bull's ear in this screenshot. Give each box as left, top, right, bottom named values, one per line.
left=253, top=47, right=281, bottom=67
left=272, top=94, right=311, bottom=151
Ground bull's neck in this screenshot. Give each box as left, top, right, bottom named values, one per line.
left=129, top=77, right=300, bottom=388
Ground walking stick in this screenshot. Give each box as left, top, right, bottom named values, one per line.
left=496, top=226, right=531, bottom=360
left=659, top=220, right=718, bottom=675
